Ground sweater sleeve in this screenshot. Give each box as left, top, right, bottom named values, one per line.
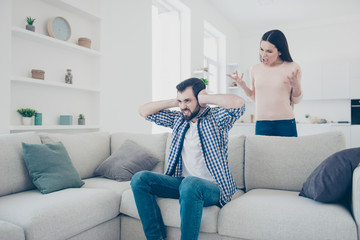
left=291, top=90, right=303, bottom=104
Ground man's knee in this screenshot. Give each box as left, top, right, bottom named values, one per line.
left=179, top=176, right=202, bottom=199
left=131, top=170, right=151, bottom=189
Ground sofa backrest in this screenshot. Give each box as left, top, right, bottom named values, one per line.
left=164, top=134, right=246, bottom=189
left=0, top=132, right=41, bottom=197
left=227, top=135, right=246, bottom=190
left=111, top=132, right=169, bottom=174
left=244, top=131, right=346, bottom=192
left=40, top=132, right=110, bottom=179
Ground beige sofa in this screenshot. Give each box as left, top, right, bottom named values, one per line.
left=0, top=131, right=358, bottom=240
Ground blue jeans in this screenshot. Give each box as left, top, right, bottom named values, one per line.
left=255, top=118, right=298, bottom=137
left=130, top=170, right=220, bottom=240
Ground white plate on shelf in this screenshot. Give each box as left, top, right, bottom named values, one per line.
left=47, top=16, right=71, bottom=41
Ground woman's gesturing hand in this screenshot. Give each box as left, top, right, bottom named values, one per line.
left=287, top=68, right=301, bottom=87
left=226, top=71, right=246, bottom=88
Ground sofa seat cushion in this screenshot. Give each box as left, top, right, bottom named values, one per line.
left=120, top=189, right=220, bottom=233
left=82, top=177, right=131, bottom=198
left=0, top=188, right=120, bottom=240
left=218, top=189, right=358, bottom=240
left=0, top=220, right=25, bottom=240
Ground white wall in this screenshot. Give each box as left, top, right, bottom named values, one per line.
left=100, top=0, right=153, bottom=133
left=0, top=0, right=12, bottom=134
left=181, top=0, right=243, bottom=71
left=100, top=0, right=243, bottom=133
left=7, top=1, right=356, bottom=133
left=0, top=0, right=243, bottom=134
left=237, top=15, right=360, bottom=69
left=236, top=15, right=360, bottom=123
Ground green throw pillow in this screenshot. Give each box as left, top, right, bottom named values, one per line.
left=22, top=141, right=84, bottom=194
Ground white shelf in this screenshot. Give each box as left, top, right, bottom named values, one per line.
left=10, top=0, right=101, bottom=134
left=40, top=0, right=102, bottom=21
left=10, top=125, right=100, bottom=131
left=11, top=76, right=101, bottom=93
left=12, top=27, right=101, bottom=56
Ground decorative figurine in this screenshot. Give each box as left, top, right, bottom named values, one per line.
left=65, top=69, right=73, bottom=84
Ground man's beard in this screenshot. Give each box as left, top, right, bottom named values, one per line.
left=181, top=104, right=201, bottom=121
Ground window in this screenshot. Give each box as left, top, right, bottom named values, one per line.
left=204, top=31, right=218, bottom=93
left=203, top=22, right=226, bottom=94
left=152, top=0, right=190, bottom=133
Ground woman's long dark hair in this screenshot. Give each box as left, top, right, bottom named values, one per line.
left=261, top=29, right=293, bottom=62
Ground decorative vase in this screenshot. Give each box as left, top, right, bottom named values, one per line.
left=22, top=117, right=32, bottom=125
left=34, top=113, right=42, bottom=126
left=78, top=118, right=85, bottom=125
left=78, top=37, right=91, bottom=48
left=26, top=25, right=35, bottom=32
left=65, top=69, right=73, bottom=84
left=60, top=115, right=73, bottom=125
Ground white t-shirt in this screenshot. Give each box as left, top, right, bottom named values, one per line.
left=181, top=121, right=215, bottom=182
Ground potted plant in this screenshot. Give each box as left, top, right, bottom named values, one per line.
left=200, top=78, right=208, bottom=86
left=17, top=108, right=37, bottom=125
left=78, top=114, right=85, bottom=125
left=26, top=16, right=36, bottom=32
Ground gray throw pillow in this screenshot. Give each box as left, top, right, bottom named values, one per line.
left=299, top=147, right=360, bottom=203
left=94, top=139, right=160, bottom=181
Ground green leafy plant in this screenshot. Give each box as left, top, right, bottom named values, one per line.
left=78, top=114, right=85, bottom=119
left=17, top=108, right=37, bottom=117
left=200, top=78, right=208, bottom=86
left=305, top=114, right=310, bottom=118
left=26, top=16, right=36, bottom=25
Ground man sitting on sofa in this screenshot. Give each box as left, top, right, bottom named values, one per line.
left=131, top=77, right=245, bottom=240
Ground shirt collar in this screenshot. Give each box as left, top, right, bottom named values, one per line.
left=196, top=106, right=211, bottom=119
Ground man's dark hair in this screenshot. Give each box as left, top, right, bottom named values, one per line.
left=176, top=78, right=206, bottom=99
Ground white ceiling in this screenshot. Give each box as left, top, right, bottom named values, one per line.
left=209, top=0, right=360, bottom=33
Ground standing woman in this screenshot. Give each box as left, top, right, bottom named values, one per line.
left=228, top=29, right=302, bottom=137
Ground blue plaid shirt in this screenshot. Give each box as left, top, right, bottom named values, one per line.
left=146, top=105, right=245, bottom=206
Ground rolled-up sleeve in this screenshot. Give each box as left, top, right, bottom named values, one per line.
left=212, top=105, right=245, bottom=130
left=146, top=110, right=180, bottom=129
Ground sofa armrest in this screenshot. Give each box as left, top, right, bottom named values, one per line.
left=352, top=165, right=360, bottom=232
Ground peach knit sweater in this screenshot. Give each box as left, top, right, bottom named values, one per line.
left=250, top=61, right=302, bottom=121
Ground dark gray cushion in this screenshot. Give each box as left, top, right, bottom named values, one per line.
left=94, top=139, right=160, bottom=181
left=299, top=147, right=360, bottom=203
left=22, top=141, right=84, bottom=194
